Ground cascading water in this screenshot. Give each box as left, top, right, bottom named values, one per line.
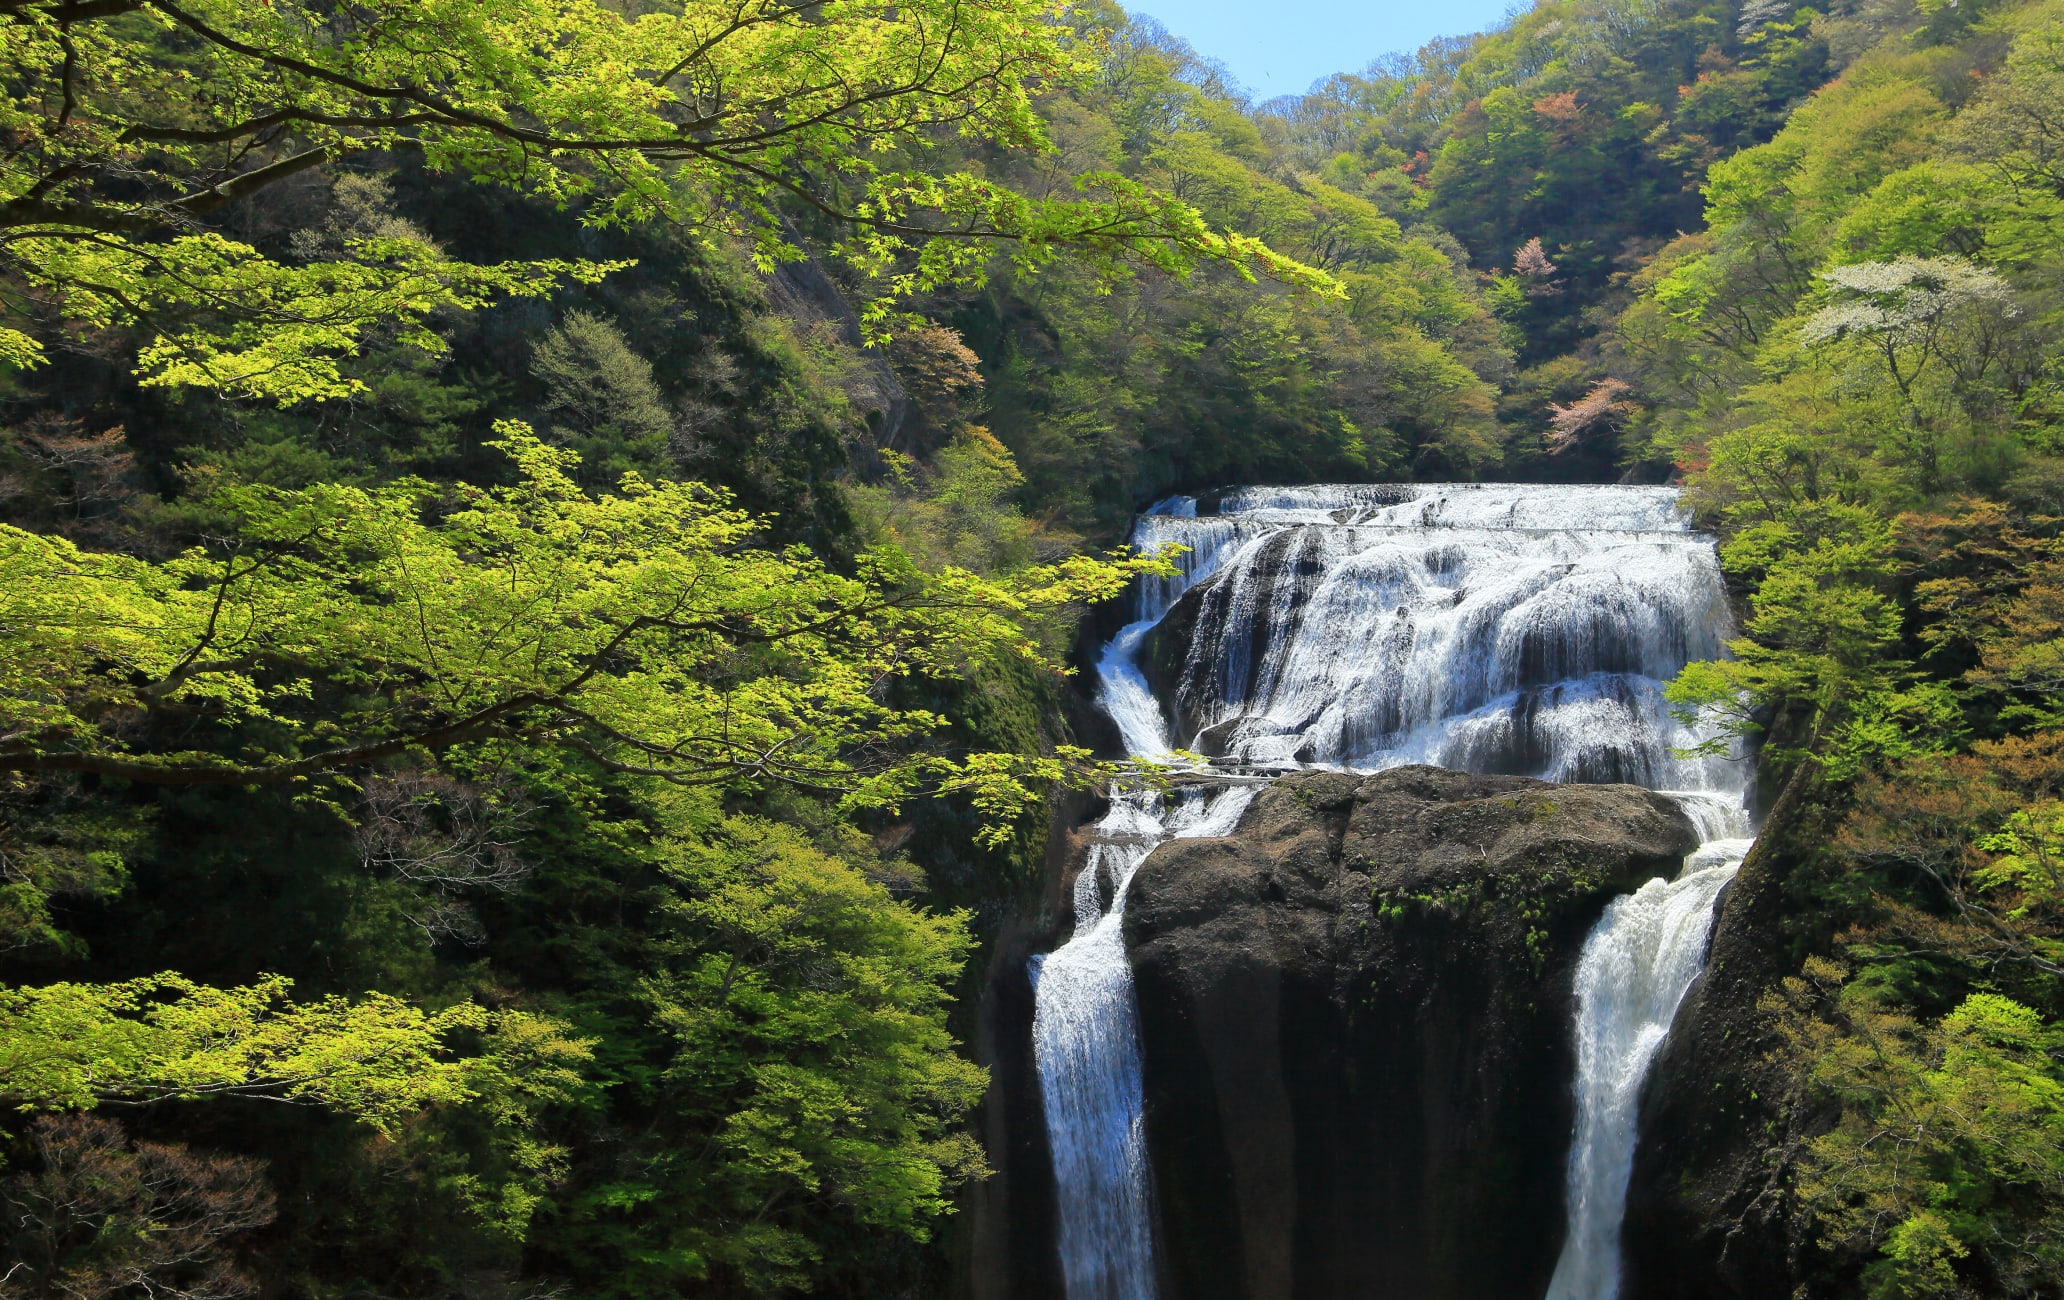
left=1545, top=834, right=1754, bottom=1300
left=1030, top=482, right=1749, bottom=1300
left=1032, top=784, right=1258, bottom=1300
left=1158, top=485, right=1739, bottom=787
left=1032, top=488, right=1261, bottom=1298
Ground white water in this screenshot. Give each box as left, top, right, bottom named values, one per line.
left=1032, top=784, right=1259, bottom=1300
left=1546, top=832, right=1754, bottom=1300
left=1160, top=486, right=1738, bottom=788
left=1030, top=483, right=1750, bottom=1300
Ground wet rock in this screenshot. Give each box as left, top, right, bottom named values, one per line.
left=1124, top=766, right=1698, bottom=1300
left=1620, top=766, right=1829, bottom=1299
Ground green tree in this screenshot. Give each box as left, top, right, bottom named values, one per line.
left=0, top=426, right=1155, bottom=819
left=1800, top=257, right=2023, bottom=494
left=531, top=310, right=676, bottom=486
left=1668, top=503, right=1912, bottom=766
left=553, top=793, right=989, bottom=1294
left=0, top=0, right=1335, bottom=401
left=0, top=970, right=593, bottom=1235
left=0, top=973, right=573, bottom=1126
left=1777, top=962, right=2064, bottom=1299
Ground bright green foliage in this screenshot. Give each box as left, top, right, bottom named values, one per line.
left=0, top=972, right=591, bottom=1235
left=1977, top=803, right=2064, bottom=925
left=1600, top=9, right=2064, bottom=1289
left=1778, top=960, right=2064, bottom=1298
left=1951, top=22, right=2064, bottom=234
left=0, top=787, right=144, bottom=959
left=1668, top=505, right=1910, bottom=769
left=587, top=793, right=989, bottom=1292
left=0, top=426, right=1159, bottom=829
left=1797, top=257, right=2025, bottom=495
left=11, top=230, right=625, bottom=404
left=0, top=972, right=583, bottom=1126
left=1654, top=0, right=2064, bottom=765
left=845, top=321, right=1058, bottom=571
left=0, top=0, right=1336, bottom=397
left=0, top=0, right=1644, bottom=1295
left=1828, top=161, right=1993, bottom=263
left=1640, top=4, right=2064, bottom=500
left=917, top=429, right=1043, bottom=568
left=852, top=428, right=1049, bottom=574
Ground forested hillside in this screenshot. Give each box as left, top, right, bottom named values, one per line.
left=1, top=0, right=2061, bottom=1296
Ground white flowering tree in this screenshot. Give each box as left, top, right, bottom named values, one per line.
left=1802, top=257, right=2023, bottom=488
left=1804, top=258, right=2015, bottom=389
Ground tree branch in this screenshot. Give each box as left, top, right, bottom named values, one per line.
left=0, top=692, right=549, bottom=785
left=172, top=146, right=337, bottom=217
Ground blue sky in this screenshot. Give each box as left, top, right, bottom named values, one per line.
left=1130, top=0, right=1522, bottom=100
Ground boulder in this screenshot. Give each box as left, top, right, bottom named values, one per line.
left=1124, top=766, right=1699, bottom=1300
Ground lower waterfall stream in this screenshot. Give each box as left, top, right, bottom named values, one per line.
left=1546, top=833, right=1753, bottom=1300
left=1031, top=784, right=1260, bottom=1300
left=1030, top=483, right=1751, bottom=1300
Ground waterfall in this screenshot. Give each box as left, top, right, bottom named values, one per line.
left=1158, top=485, right=1738, bottom=786
left=1033, top=784, right=1259, bottom=1300
left=1030, top=483, right=1748, bottom=1299
left=1546, top=834, right=1754, bottom=1300
left=1031, top=830, right=1157, bottom=1300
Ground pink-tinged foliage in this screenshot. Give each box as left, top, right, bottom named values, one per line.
left=1514, top=238, right=1564, bottom=296
left=1547, top=378, right=1635, bottom=454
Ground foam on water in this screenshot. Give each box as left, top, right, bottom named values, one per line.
left=1032, top=784, right=1259, bottom=1300
left=1032, top=483, right=1751, bottom=1299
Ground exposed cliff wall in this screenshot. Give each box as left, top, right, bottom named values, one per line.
left=1123, top=766, right=1698, bottom=1299
left=959, top=786, right=1090, bottom=1300
left=1620, top=766, right=1831, bottom=1299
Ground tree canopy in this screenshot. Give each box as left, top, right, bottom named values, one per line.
left=0, top=425, right=1154, bottom=824
left=0, top=0, right=1336, bottom=402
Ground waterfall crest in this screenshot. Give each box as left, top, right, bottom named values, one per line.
left=1031, top=483, right=1749, bottom=1300
left=1153, top=484, right=1738, bottom=786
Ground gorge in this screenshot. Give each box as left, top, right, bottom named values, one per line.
left=4, top=0, right=2057, bottom=1293
left=1008, top=483, right=1754, bottom=1298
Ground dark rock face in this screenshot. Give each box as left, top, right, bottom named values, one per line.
left=1620, top=768, right=1828, bottom=1300
left=1124, top=766, right=1699, bottom=1300
left=765, top=251, right=908, bottom=445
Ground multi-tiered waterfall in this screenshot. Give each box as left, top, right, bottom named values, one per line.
left=1030, top=483, right=1751, bottom=1299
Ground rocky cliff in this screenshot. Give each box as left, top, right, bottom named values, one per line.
left=1123, top=766, right=1699, bottom=1300
left=1620, top=765, right=1829, bottom=1299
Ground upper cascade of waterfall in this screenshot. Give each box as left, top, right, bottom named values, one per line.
left=1210, top=482, right=1697, bottom=530
left=1112, top=482, right=1746, bottom=800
